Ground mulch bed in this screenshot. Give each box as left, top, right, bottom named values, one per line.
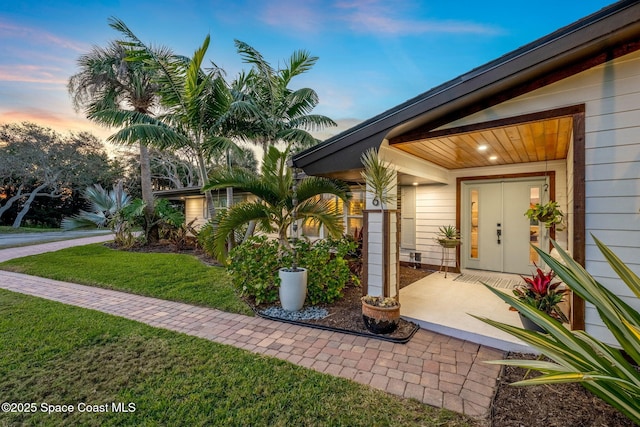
left=490, top=353, right=635, bottom=427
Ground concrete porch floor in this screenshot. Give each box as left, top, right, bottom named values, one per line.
left=400, top=269, right=533, bottom=353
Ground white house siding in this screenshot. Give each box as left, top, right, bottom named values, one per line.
left=185, top=198, right=208, bottom=229
left=424, top=50, right=640, bottom=344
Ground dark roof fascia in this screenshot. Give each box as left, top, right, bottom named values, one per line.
left=154, top=187, right=249, bottom=199
left=292, top=0, right=640, bottom=174
left=154, top=187, right=204, bottom=198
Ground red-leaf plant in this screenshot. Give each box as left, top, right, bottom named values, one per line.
left=512, top=264, right=569, bottom=323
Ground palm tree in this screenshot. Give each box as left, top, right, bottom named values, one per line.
left=232, top=40, right=337, bottom=154
left=203, top=146, right=350, bottom=262
left=68, top=38, right=160, bottom=240
left=99, top=17, right=242, bottom=221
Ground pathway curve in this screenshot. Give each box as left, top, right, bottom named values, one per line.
left=0, top=237, right=503, bottom=420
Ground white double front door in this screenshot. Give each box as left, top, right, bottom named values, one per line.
left=461, top=179, right=547, bottom=275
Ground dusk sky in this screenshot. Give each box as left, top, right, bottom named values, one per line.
left=1, top=0, right=615, bottom=144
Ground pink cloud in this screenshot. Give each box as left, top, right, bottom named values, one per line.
left=0, top=109, right=113, bottom=140
left=0, top=65, right=67, bottom=85
left=0, top=20, right=88, bottom=53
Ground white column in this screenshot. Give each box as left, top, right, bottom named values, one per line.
left=365, top=171, right=398, bottom=298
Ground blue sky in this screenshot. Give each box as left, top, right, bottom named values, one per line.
left=0, top=0, right=615, bottom=142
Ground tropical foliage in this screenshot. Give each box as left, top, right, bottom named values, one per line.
left=61, top=181, right=133, bottom=245
left=203, top=146, right=350, bottom=262
left=62, top=182, right=187, bottom=249
left=525, top=200, right=565, bottom=230
left=227, top=235, right=357, bottom=305
left=360, top=148, right=396, bottom=209
left=68, top=37, right=160, bottom=233
left=477, top=237, right=640, bottom=425
left=231, top=40, right=336, bottom=154
left=514, top=264, right=569, bottom=322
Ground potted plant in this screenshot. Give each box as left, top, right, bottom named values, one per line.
left=512, top=264, right=569, bottom=331
left=361, top=295, right=400, bottom=334
left=436, top=224, right=461, bottom=248
left=278, top=165, right=307, bottom=312
left=359, top=148, right=401, bottom=333
left=525, top=201, right=565, bottom=231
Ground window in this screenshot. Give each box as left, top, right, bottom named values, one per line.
left=400, top=186, right=416, bottom=249
left=470, top=189, right=478, bottom=258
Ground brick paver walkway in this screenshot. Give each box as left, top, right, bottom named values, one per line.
left=0, top=238, right=504, bottom=420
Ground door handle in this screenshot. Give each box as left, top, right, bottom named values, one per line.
left=497, top=229, right=502, bottom=244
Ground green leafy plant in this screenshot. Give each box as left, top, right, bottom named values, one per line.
left=227, top=236, right=358, bottom=305
left=360, top=147, right=396, bottom=209
left=227, top=236, right=282, bottom=304
left=513, top=264, right=568, bottom=323
left=204, top=146, right=350, bottom=262
left=435, top=225, right=461, bottom=248
left=437, top=225, right=460, bottom=240
left=476, top=237, right=640, bottom=425
left=290, top=238, right=359, bottom=305
left=525, top=200, right=565, bottom=230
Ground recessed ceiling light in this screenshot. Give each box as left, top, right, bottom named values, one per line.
left=478, top=145, right=488, bottom=151
left=412, top=182, right=418, bottom=186
left=489, top=155, right=498, bottom=161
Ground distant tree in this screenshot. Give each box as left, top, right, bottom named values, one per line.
left=0, top=122, right=117, bottom=227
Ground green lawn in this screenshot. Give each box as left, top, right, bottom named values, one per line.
left=0, top=244, right=252, bottom=316
left=0, top=290, right=475, bottom=426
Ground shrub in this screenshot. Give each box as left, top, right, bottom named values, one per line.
left=289, top=237, right=359, bottom=305
left=227, top=236, right=281, bottom=305
left=227, top=236, right=359, bottom=306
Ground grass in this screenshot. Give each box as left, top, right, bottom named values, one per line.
left=0, top=290, right=476, bottom=426
left=0, top=244, right=252, bottom=316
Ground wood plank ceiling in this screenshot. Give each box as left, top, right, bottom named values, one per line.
left=390, top=116, right=573, bottom=170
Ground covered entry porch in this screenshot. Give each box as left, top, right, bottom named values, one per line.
left=399, top=269, right=530, bottom=352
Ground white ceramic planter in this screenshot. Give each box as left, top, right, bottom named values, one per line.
left=278, top=267, right=307, bottom=311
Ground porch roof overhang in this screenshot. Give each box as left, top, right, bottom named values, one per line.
left=292, top=0, right=640, bottom=179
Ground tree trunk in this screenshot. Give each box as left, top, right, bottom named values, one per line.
left=226, top=148, right=235, bottom=251
left=0, top=184, right=25, bottom=221
left=139, top=143, right=159, bottom=244
left=195, top=152, right=216, bottom=220
left=11, top=183, right=49, bottom=228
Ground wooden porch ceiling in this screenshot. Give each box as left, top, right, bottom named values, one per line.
left=389, top=116, right=573, bottom=170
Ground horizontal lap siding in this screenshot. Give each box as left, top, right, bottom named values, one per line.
left=402, top=160, right=568, bottom=268
left=427, top=50, right=640, bottom=343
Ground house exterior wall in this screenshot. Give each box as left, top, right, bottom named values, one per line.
left=421, top=50, right=640, bottom=344
left=185, top=198, right=208, bottom=229
left=400, top=160, right=568, bottom=269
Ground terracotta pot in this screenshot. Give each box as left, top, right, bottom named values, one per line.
left=362, top=300, right=401, bottom=334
